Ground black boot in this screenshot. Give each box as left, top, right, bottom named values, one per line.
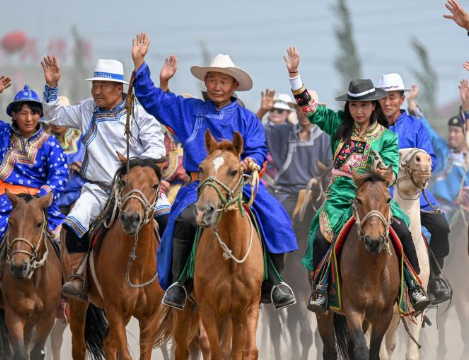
left=162, top=238, right=193, bottom=310
left=428, top=257, right=452, bottom=305
left=261, top=253, right=296, bottom=310
left=307, top=288, right=328, bottom=314
left=405, top=269, right=431, bottom=312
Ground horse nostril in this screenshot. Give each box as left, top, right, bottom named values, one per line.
left=132, top=213, right=141, bottom=224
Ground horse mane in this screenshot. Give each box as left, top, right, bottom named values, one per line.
left=354, top=170, right=387, bottom=189
left=92, top=157, right=162, bottom=251
left=212, top=140, right=240, bottom=155
left=16, top=193, right=39, bottom=203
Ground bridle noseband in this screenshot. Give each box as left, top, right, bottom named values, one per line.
left=5, top=215, right=49, bottom=279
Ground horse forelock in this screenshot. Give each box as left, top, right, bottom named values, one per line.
left=355, top=171, right=387, bottom=190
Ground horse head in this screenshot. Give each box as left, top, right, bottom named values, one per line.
left=352, top=168, right=394, bottom=254
left=5, top=191, right=52, bottom=279
left=397, top=148, right=432, bottom=195
left=114, top=152, right=162, bottom=235
left=195, top=129, right=244, bottom=227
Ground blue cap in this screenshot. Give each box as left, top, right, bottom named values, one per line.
left=6, top=84, right=43, bottom=117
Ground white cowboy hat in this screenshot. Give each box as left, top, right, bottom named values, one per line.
left=85, top=59, right=129, bottom=84
left=190, top=54, right=253, bottom=91
left=273, top=93, right=295, bottom=111
left=377, top=73, right=411, bottom=92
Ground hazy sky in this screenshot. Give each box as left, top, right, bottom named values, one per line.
left=1, top=0, right=468, bottom=113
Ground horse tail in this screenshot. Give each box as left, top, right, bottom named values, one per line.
left=0, top=309, right=13, bottom=360
left=84, top=304, right=109, bottom=360
left=333, top=313, right=353, bottom=360
left=152, top=305, right=174, bottom=348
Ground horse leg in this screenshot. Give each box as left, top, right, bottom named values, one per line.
left=298, top=306, right=314, bottom=360
left=174, top=309, right=193, bottom=360
left=404, top=314, right=424, bottom=360
left=243, top=305, right=260, bottom=360
left=30, top=312, right=56, bottom=360
left=68, top=300, right=88, bottom=360
left=4, top=311, right=28, bottom=360
left=231, top=316, right=246, bottom=360
left=103, top=308, right=132, bottom=360
left=454, top=294, right=469, bottom=357
left=381, top=311, right=399, bottom=360
left=50, top=320, right=68, bottom=360
left=315, top=313, right=336, bottom=360
left=344, top=312, right=368, bottom=360
left=369, top=309, right=394, bottom=360
left=201, top=308, right=222, bottom=360
left=138, top=313, right=159, bottom=360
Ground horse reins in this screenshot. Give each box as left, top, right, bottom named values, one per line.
left=197, top=165, right=259, bottom=263
left=5, top=215, right=49, bottom=279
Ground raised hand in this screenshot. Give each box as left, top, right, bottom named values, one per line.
left=283, top=46, right=300, bottom=74
left=132, top=33, right=151, bottom=71
left=459, top=79, right=469, bottom=111
left=0, top=76, right=12, bottom=94
left=260, top=89, right=276, bottom=112
left=41, top=55, right=61, bottom=87
left=159, top=55, right=178, bottom=88
left=444, top=0, right=469, bottom=31
left=407, top=84, right=419, bottom=113
left=463, top=61, right=469, bottom=71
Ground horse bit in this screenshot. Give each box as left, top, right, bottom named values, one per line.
left=5, top=216, right=49, bottom=279
left=104, top=175, right=160, bottom=288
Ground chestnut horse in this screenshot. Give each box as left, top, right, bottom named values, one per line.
left=317, top=169, right=400, bottom=360
left=0, top=192, right=62, bottom=360
left=156, top=130, right=264, bottom=360
left=64, top=156, right=166, bottom=360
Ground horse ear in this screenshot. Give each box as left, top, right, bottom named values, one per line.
left=38, top=192, right=53, bottom=209
left=5, top=189, right=18, bottom=207
left=232, top=132, right=244, bottom=157
left=116, top=151, right=127, bottom=165
left=382, top=167, right=395, bottom=187
left=351, top=169, right=362, bottom=185
left=204, top=129, right=217, bottom=153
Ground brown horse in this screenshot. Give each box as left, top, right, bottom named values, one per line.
left=316, top=169, right=400, bottom=360
left=0, top=191, right=62, bottom=360
left=63, top=156, right=166, bottom=360
left=158, top=130, right=264, bottom=360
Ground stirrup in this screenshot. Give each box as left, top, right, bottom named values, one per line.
left=271, top=282, right=297, bottom=310
left=307, top=288, right=329, bottom=315
left=62, top=274, right=88, bottom=302
left=162, top=282, right=188, bottom=310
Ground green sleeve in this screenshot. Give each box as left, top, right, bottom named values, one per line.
left=307, top=105, right=344, bottom=137
left=379, top=131, right=400, bottom=184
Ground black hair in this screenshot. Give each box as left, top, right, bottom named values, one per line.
left=10, top=102, right=43, bottom=116
left=333, top=101, right=389, bottom=143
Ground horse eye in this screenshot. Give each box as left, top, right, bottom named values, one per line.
left=199, top=167, right=204, bottom=174
left=35, top=222, right=43, bottom=229
left=355, top=198, right=362, bottom=205
left=386, top=197, right=392, bottom=204
left=229, top=169, right=238, bottom=177
left=153, top=184, right=160, bottom=190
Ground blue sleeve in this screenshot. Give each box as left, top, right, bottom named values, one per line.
left=418, top=115, right=448, bottom=163
left=415, top=119, right=437, bottom=172
left=243, top=112, right=268, bottom=167
left=133, top=62, right=196, bottom=142
left=37, top=137, right=68, bottom=201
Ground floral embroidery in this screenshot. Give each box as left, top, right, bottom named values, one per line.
left=320, top=209, right=334, bottom=242
left=334, top=140, right=366, bottom=169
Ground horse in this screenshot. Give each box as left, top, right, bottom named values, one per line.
left=316, top=168, right=400, bottom=360
left=63, top=155, right=167, bottom=360
left=379, top=148, right=432, bottom=360
left=0, top=191, right=62, bottom=360
left=156, top=130, right=264, bottom=359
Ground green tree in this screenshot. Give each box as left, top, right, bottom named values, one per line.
left=411, top=37, right=439, bottom=122
left=332, top=0, right=362, bottom=90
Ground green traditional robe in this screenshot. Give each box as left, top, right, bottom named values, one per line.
left=301, top=105, right=409, bottom=271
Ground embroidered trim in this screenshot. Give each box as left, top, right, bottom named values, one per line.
left=64, top=216, right=87, bottom=238
left=43, top=84, right=58, bottom=103
left=57, top=129, right=81, bottom=154
left=40, top=185, right=52, bottom=193
left=300, top=101, right=319, bottom=118
left=319, top=209, right=334, bottom=242
left=49, top=224, right=62, bottom=241
left=292, top=85, right=306, bottom=96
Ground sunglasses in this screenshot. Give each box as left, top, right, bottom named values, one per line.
left=271, top=108, right=287, bottom=114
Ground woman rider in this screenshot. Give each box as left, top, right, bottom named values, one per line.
left=0, top=84, right=68, bottom=243
left=283, top=46, right=431, bottom=314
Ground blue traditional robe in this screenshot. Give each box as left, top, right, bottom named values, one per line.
left=54, top=128, right=85, bottom=209
left=0, top=121, right=67, bottom=241
left=389, top=110, right=439, bottom=211
left=134, top=62, right=298, bottom=289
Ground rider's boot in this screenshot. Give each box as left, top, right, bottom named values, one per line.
left=261, top=253, right=296, bottom=310
left=61, top=228, right=89, bottom=302
left=162, top=237, right=193, bottom=310
left=428, top=257, right=451, bottom=304
left=405, top=266, right=431, bottom=312
left=307, top=286, right=329, bottom=315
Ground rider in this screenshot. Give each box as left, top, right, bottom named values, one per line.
left=132, top=33, right=298, bottom=310
left=0, top=83, right=67, bottom=242
left=376, top=74, right=452, bottom=304
left=41, top=56, right=169, bottom=302
left=282, top=47, right=431, bottom=314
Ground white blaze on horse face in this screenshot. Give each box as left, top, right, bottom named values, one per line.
left=213, top=156, right=225, bottom=175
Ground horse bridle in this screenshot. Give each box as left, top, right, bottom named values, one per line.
left=396, top=149, right=431, bottom=197
left=352, top=200, right=392, bottom=255
left=5, top=214, right=49, bottom=279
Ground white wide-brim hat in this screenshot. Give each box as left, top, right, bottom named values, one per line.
left=190, top=54, right=253, bottom=91
left=85, top=59, right=129, bottom=84
left=377, top=73, right=411, bottom=92
left=273, top=93, right=295, bottom=111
